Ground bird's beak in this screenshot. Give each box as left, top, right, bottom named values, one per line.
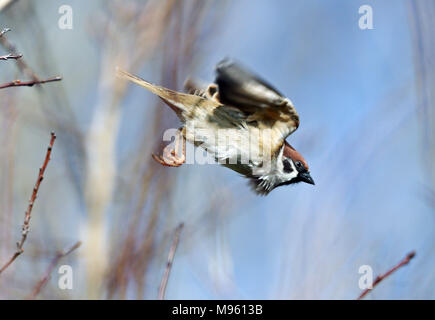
left=299, top=172, right=315, bottom=185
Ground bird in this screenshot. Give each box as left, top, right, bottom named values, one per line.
left=117, top=59, right=314, bottom=195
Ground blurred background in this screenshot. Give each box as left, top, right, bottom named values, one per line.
left=0, top=0, right=433, bottom=299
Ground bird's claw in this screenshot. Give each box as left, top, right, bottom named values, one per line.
left=152, top=147, right=185, bottom=167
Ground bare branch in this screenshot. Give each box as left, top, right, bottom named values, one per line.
left=0, top=0, right=17, bottom=12
left=0, top=53, right=22, bottom=60
left=0, top=76, right=62, bottom=89
left=158, top=223, right=184, bottom=300
left=357, top=251, right=416, bottom=300
left=0, top=27, right=40, bottom=81
left=0, top=132, right=57, bottom=276
left=27, top=241, right=82, bottom=299
left=0, top=27, right=11, bottom=37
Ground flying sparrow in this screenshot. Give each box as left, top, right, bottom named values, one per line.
left=117, top=59, right=314, bottom=194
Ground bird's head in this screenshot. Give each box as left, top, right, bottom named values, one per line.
left=278, top=141, right=315, bottom=186
left=250, top=141, right=314, bottom=195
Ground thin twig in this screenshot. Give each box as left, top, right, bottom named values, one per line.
left=0, top=53, right=22, bottom=60
left=357, top=251, right=416, bottom=300
left=0, top=76, right=62, bottom=89
left=0, top=27, right=10, bottom=37
left=27, top=241, right=82, bottom=299
left=0, top=27, right=40, bottom=81
left=0, top=132, right=57, bottom=276
left=158, top=223, right=184, bottom=300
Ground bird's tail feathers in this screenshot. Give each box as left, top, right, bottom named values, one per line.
left=116, top=68, right=191, bottom=113
left=117, top=68, right=221, bottom=117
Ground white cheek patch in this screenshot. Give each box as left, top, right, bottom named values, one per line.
left=275, top=146, right=297, bottom=181
left=279, top=157, right=298, bottom=181
left=255, top=148, right=298, bottom=192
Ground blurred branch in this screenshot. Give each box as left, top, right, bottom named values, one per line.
left=83, top=0, right=182, bottom=299
left=0, top=27, right=40, bottom=81
left=0, top=76, right=62, bottom=89
left=357, top=251, right=416, bottom=300
left=5, top=4, right=86, bottom=202
left=0, top=53, right=22, bottom=60
left=407, top=1, right=435, bottom=187
left=27, top=241, right=82, bottom=299
left=0, top=132, right=57, bottom=276
left=0, top=0, right=17, bottom=12
left=0, top=27, right=11, bottom=37
left=0, top=28, right=62, bottom=89
left=158, top=223, right=184, bottom=300
left=106, top=0, right=228, bottom=299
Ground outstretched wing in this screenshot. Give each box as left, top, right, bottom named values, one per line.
left=215, top=59, right=300, bottom=138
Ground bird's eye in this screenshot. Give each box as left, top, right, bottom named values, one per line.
left=283, top=159, right=293, bottom=173
left=295, top=161, right=303, bottom=168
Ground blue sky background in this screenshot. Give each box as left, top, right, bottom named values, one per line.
left=161, top=0, right=433, bottom=299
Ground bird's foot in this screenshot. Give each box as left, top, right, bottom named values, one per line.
left=152, top=144, right=185, bottom=167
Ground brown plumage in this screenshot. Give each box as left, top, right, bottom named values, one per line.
left=283, top=141, right=309, bottom=171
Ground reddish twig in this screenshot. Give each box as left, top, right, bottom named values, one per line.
left=357, top=251, right=416, bottom=300
left=0, top=53, right=22, bottom=60
left=158, top=223, right=184, bottom=300
left=0, top=76, right=62, bottom=89
left=0, top=132, right=57, bottom=276
left=27, top=241, right=82, bottom=299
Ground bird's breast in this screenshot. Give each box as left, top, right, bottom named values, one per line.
left=182, top=119, right=283, bottom=166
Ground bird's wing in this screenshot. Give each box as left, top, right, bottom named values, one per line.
left=215, top=59, right=300, bottom=138
left=183, top=78, right=207, bottom=96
